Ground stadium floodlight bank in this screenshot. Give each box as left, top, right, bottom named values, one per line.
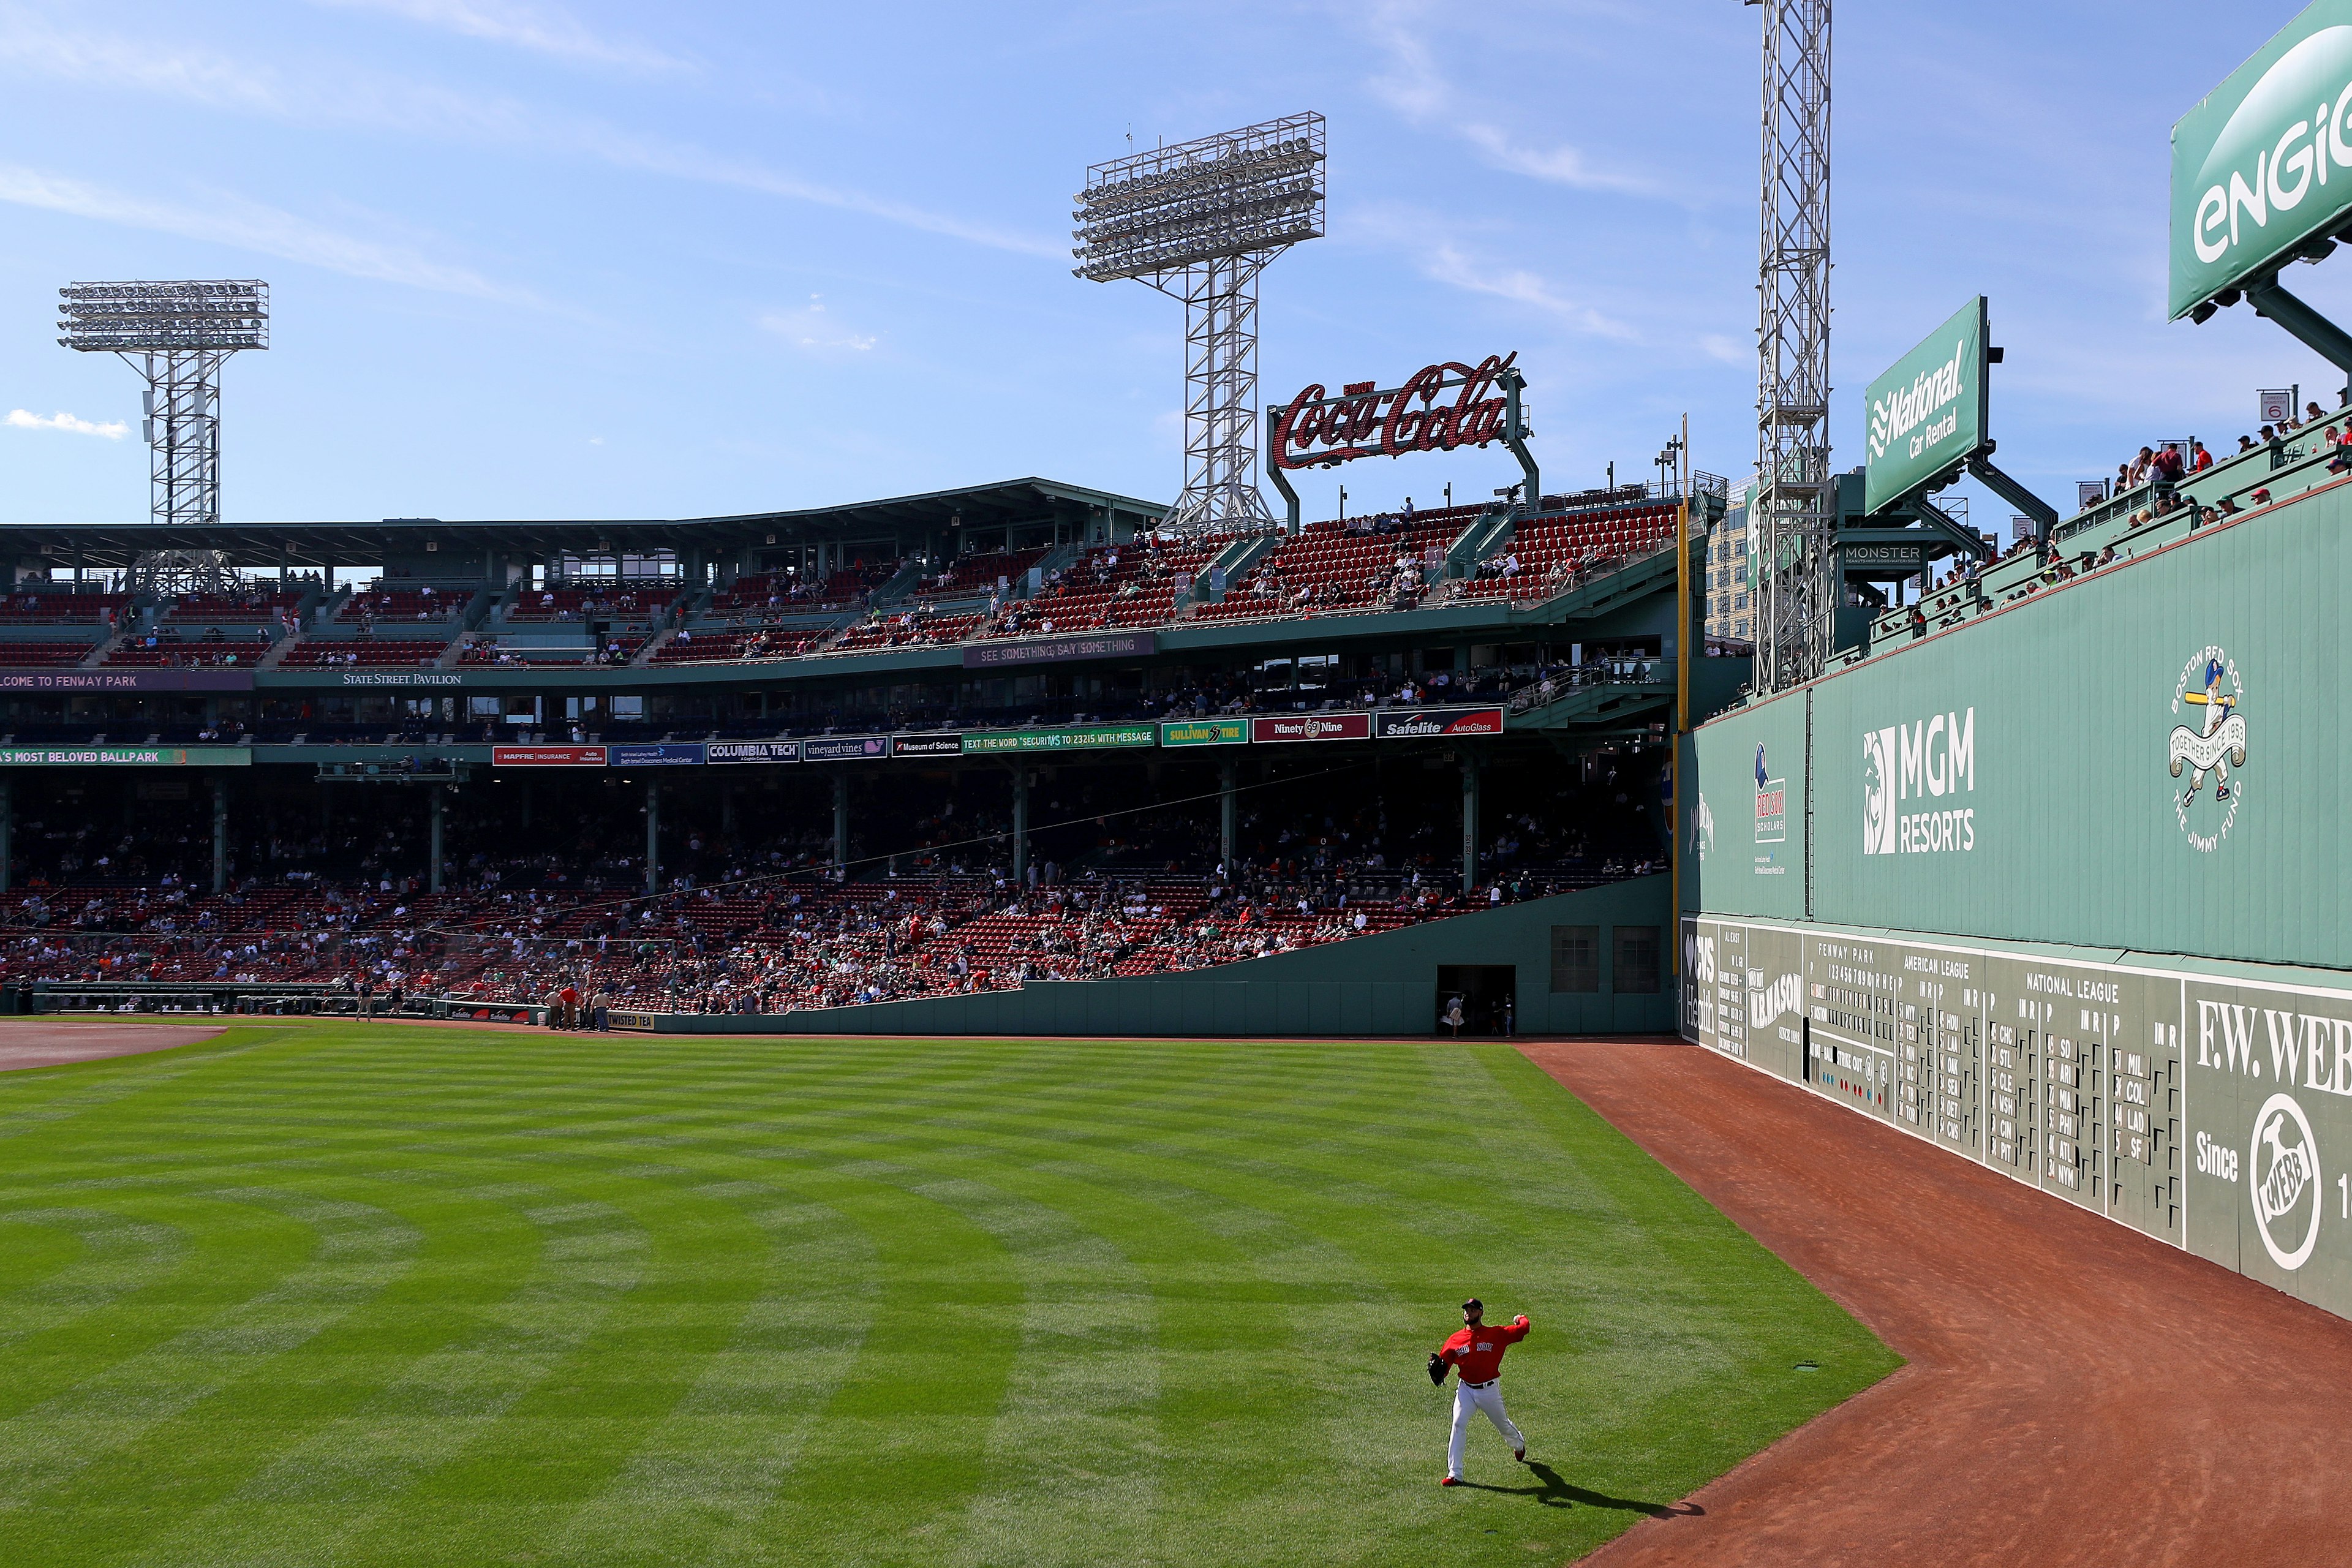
left=56, top=280, right=270, bottom=352
left=1071, top=115, right=1326, bottom=281
left=1075, top=114, right=1325, bottom=534
left=56, top=281, right=270, bottom=537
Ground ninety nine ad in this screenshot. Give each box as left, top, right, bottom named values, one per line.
left=1862, top=709, right=1976, bottom=855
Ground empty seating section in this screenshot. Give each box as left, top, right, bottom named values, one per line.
left=0, top=641, right=96, bottom=666
left=829, top=611, right=986, bottom=652
left=279, top=638, right=450, bottom=666
left=813, top=561, right=895, bottom=605
left=0, top=593, right=127, bottom=625
left=652, top=628, right=823, bottom=663
left=461, top=636, right=643, bottom=666
left=985, top=541, right=1222, bottom=635
left=704, top=564, right=891, bottom=616
left=103, top=643, right=265, bottom=667
left=1193, top=518, right=1459, bottom=622
left=921, top=547, right=1049, bottom=596
left=338, top=590, right=461, bottom=622
left=164, top=592, right=302, bottom=623
left=1451, top=503, right=1678, bottom=601
left=506, top=587, right=673, bottom=622
left=708, top=574, right=785, bottom=616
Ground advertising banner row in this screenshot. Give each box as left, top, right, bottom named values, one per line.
left=0, top=746, right=254, bottom=767
left=492, top=707, right=1506, bottom=767
left=1683, top=913, right=2352, bottom=1324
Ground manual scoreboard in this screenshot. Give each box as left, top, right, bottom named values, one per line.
left=1679, top=916, right=2352, bottom=1319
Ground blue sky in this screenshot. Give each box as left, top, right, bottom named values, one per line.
left=0, top=0, right=2332, bottom=529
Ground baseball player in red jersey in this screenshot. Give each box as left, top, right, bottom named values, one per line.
left=1433, top=1297, right=1528, bottom=1485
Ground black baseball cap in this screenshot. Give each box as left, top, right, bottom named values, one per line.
left=1461, top=1297, right=1483, bottom=1313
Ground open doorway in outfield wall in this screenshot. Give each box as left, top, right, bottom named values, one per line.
left=1436, top=965, right=1517, bottom=1036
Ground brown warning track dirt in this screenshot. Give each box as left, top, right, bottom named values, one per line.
left=1522, top=1038, right=2352, bottom=1568
left=0, top=1019, right=225, bottom=1072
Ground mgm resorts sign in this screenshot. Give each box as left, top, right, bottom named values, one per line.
left=2171, top=4, right=2352, bottom=321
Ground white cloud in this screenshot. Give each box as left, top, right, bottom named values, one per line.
left=1421, top=242, right=1635, bottom=339
left=1363, top=2, right=1660, bottom=198
left=0, top=163, right=518, bottom=298
left=1457, top=124, right=1657, bottom=197
left=6, top=409, right=127, bottom=438
left=0, top=14, right=1058, bottom=257
left=303, top=0, right=687, bottom=72
left=759, top=296, right=876, bottom=355
left=1700, top=333, right=1746, bottom=366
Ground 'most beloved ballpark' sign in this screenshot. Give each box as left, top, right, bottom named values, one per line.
left=1271, top=352, right=1518, bottom=470
left=2171, top=3, right=2352, bottom=320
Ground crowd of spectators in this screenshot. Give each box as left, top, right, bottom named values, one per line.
left=0, top=750, right=1667, bottom=1016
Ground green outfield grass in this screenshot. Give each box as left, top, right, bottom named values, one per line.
left=0, top=1024, right=1895, bottom=1566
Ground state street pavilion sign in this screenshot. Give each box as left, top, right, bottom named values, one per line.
left=2171, top=3, right=2352, bottom=320
left=1270, top=353, right=1517, bottom=470
left=1863, top=297, right=1990, bottom=515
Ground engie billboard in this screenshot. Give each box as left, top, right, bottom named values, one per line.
left=2169, top=2, right=2352, bottom=320
left=1863, top=297, right=1989, bottom=514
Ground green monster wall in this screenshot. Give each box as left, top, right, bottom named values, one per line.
left=1680, top=483, right=2352, bottom=1322
left=1685, top=483, right=2349, bottom=969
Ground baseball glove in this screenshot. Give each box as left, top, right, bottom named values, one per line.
left=1426, top=1352, right=1447, bottom=1387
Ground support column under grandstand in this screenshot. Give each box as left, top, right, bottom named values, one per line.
left=1219, top=758, right=1237, bottom=870
left=210, top=779, right=227, bottom=895
left=1012, top=766, right=1030, bottom=886
left=644, top=779, right=660, bottom=895
left=1, top=776, right=11, bottom=894
left=1460, top=748, right=1479, bottom=897
left=429, top=788, right=443, bottom=895
left=830, top=774, right=848, bottom=873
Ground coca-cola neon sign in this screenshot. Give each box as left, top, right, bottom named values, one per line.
left=1270, top=352, right=1518, bottom=470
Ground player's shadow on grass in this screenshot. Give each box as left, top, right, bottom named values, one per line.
left=1457, top=1461, right=1702, bottom=1517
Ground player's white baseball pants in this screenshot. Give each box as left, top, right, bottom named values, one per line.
left=1449, top=1379, right=1523, bottom=1478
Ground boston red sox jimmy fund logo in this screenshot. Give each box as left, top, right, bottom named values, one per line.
left=2169, top=646, right=2247, bottom=853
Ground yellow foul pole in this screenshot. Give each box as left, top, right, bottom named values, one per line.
left=1672, top=412, right=1691, bottom=988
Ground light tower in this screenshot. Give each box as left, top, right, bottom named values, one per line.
left=1074, top=114, right=1324, bottom=532
left=1752, top=1, right=1833, bottom=692
left=57, top=280, right=270, bottom=532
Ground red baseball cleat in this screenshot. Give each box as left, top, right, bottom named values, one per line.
left=1514, top=1449, right=1527, bottom=1463
left=1439, top=1476, right=1461, bottom=1487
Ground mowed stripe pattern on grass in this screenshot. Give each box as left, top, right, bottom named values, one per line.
left=0, top=1027, right=1893, bottom=1567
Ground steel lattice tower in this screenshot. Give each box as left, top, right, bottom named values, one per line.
left=1075, top=115, right=1325, bottom=533
left=1754, top=0, right=1833, bottom=692
left=1167, top=252, right=1274, bottom=529
left=56, top=281, right=269, bottom=532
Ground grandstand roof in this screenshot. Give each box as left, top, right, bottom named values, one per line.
left=0, top=477, right=1165, bottom=570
